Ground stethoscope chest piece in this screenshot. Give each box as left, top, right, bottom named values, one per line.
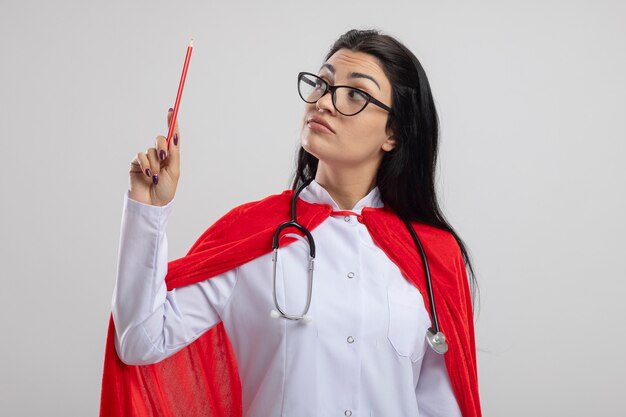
left=426, top=327, right=448, bottom=354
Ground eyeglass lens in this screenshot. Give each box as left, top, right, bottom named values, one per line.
left=298, top=73, right=369, bottom=116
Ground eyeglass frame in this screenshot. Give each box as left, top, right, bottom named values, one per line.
left=297, top=71, right=393, bottom=116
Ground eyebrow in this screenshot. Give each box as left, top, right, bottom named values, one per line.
left=319, top=63, right=381, bottom=90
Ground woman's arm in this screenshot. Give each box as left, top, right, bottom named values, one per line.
left=413, top=342, right=463, bottom=417
left=111, top=190, right=238, bottom=365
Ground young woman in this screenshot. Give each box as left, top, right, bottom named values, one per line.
left=101, top=29, right=481, bottom=417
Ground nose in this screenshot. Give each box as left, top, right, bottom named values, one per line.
left=315, top=89, right=336, bottom=115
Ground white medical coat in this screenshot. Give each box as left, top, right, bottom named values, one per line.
left=111, top=179, right=462, bottom=417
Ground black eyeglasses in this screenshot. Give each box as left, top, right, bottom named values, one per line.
left=297, top=72, right=393, bottom=116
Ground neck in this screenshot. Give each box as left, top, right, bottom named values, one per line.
left=314, top=161, right=378, bottom=210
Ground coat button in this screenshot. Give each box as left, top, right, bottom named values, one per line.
left=347, top=272, right=355, bottom=279
left=344, top=215, right=351, bottom=222
left=347, top=336, right=355, bottom=343
left=344, top=410, right=352, bottom=416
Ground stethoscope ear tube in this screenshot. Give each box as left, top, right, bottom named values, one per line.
left=270, top=247, right=315, bottom=322
left=270, top=177, right=317, bottom=323
left=402, top=217, right=448, bottom=354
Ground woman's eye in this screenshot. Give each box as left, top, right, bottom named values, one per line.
left=348, top=89, right=367, bottom=101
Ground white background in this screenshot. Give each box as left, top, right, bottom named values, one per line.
left=1, top=0, right=624, bottom=416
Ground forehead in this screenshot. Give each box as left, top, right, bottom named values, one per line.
left=320, top=49, right=389, bottom=89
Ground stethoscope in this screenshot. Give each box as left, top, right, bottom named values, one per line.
left=269, top=177, right=448, bottom=355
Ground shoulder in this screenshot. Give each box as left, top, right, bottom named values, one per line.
left=363, top=207, right=463, bottom=270
left=189, top=190, right=293, bottom=248
left=408, top=222, right=469, bottom=291
left=366, top=207, right=460, bottom=258
left=409, top=221, right=461, bottom=261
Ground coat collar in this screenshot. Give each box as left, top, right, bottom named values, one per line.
left=298, top=179, right=384, bottom=214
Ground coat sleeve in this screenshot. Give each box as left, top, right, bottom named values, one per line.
left=111, top=190, right=238, bottom=365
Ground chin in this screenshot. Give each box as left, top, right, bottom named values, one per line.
left=301, top=127, right=349, bottom=164
left=302, top=142, right=345, bottom=168
left=301, top=143, right=318, bottom=160
left=300, top=132, right=323, bottom=158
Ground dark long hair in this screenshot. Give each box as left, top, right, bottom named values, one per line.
left=289, top=28, right=480, bottom=314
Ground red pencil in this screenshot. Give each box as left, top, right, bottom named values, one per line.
left=167, top=39, right=193, bottom=149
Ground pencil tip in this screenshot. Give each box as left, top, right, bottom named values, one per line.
left=189, top=38, right=194, bottom=47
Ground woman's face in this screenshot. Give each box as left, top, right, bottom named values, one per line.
left=300, top=49, right=396, bottom=168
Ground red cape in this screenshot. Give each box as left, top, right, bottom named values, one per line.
left=100, top=189, right=481, bottom=416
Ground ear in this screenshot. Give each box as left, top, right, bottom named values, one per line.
left=382, top=135, right=396, bottom=152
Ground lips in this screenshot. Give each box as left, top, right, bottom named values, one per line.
left=307, top=115, right=334, bottom=133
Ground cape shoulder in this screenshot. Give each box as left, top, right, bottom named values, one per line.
left=185, top=190, right=293, bottom=254
left=164, top=189, right=332, bottom=289
left=361, top=205, right=465, bottom=282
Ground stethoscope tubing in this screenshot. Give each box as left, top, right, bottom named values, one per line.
left=401, top=217, right=441, bottom=334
